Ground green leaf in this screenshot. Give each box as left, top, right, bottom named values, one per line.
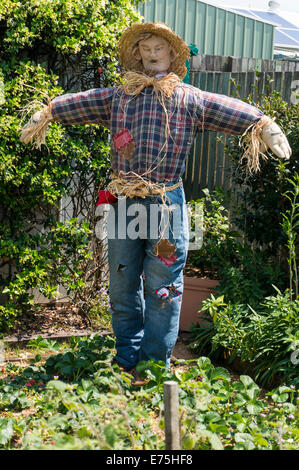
left=0, top=419, right=14, bottom=445
left=46, top=380, right=68, bottom=392
left=104, top=423, right=116, bottom=448
left=196, top=357, right=212, bottom=370
left=208, top=367, right=231, bottom=382
left=246, top=403, right=262, bottom=415
left=205, top=431, right=224, bottom=450
left=234, top=432, right=255, bottom=450
left=182, top=436, right=195, bottom=450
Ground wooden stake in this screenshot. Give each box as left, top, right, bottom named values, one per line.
left=163, top=380, right=181, bottom=450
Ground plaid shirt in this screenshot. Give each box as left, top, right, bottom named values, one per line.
left=51, top=82, right=264, bottom=183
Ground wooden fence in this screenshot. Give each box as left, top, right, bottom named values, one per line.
left=183, top=55, right=299, bottom=201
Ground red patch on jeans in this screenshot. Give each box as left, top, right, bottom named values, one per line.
left=157, top=254, right=178, bottom=267
left=96, top=190, right=118, bottom=206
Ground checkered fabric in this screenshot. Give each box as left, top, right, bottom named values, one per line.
left=51, top=82, right=264, bottom=183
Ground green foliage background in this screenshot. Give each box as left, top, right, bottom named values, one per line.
left=188, top=89, right=299, bottom=387
left=0, top=0, right=142, bottom=330
left=228, top=89, right=299, bottom=264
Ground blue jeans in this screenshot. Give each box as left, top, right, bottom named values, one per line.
left=107, top=183, right=189, bottom=369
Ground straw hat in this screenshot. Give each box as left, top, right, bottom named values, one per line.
left=118, top=22, right=190, bottom=80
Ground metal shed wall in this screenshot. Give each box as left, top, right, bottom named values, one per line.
left=138, top=0, right=275, bottom=59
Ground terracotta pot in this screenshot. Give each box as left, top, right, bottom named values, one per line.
left=179, top=276, right=219, bottom=332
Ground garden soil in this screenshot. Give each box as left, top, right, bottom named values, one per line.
left=2, top=304, right=241, bottom=383
left=3, top=304, right=199, bottom=360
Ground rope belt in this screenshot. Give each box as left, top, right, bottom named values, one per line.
left=107, top=172, right=182, bottom=199
left=107, top=172, right=182, bottom=255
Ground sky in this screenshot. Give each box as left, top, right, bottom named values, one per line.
left=210, top=0, right=299, bottom=13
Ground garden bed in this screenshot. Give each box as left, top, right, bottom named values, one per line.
left=0, top=329, right=298, bottom=450
left=0, top=303, right=298, bottom=451
left=1, top=304, right=244, bottom=387
left=3, top=304, right=98, bottom=340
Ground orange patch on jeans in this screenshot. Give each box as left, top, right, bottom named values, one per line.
left=154, top=239, right=176, bottom=258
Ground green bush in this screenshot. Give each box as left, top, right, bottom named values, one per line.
left=187, top=187, right=240, bottom=279
left=187, top=187, right=285, bottom=304
left=188, top=87, right=299, bottom=296
left=191, top=288, right=299, bottom=388
left=0, top=0, right=142, bottom=330
left=188, top=90, right=299, bottom=387
left=190, top=172, right=299, bottom=387
left=226, top=89, right=299, bottom=274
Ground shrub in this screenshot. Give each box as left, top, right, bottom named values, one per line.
left=191, top=288, right=299, bottom=388
left=225, top=88, right=299, bottom=277
left=0, top=0, right=142, bottom=330
left=188, top=91, right=299, bottom=387
left=187, top=187, right=285, bottom=303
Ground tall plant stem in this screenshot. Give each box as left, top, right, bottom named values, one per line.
left=282, top=174, right=299, bottom=300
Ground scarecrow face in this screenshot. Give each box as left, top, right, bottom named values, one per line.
left=137, top=35, right=172, bottom=74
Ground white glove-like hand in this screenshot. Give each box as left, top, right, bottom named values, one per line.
left=261, top=120, right=292, bottom=160
left=20, top=105, right=53, bottom=146
left=22, top=109, right=45, bottom=131
left=30, top=109, right=44, bottom=124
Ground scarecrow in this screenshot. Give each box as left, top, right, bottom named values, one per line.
left=20, top=22, right=291, bottom=382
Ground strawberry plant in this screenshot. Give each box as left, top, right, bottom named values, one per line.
left=0, top=335, right=297, bottom=450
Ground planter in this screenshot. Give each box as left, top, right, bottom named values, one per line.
left=179, top=276, right=219, bottom=332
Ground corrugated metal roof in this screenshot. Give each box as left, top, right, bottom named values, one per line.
left=275, top=30, right=299, bottom=48
left=250, top=10, right=296, bottom=28
left=230, top=8, right=299, bottom=51
left=138, top=0, right=275, bottom=59
left=206, top=2, right=278, bottom=25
